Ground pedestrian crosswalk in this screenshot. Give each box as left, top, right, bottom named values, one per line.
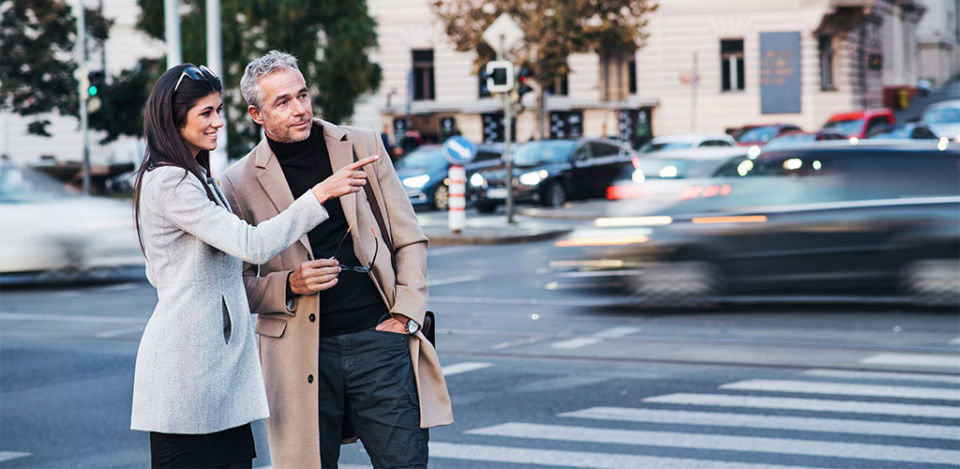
left=430, top=360, right=960, bottom=468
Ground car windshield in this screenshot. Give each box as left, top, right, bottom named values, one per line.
left=823, top=119, right=864, bottom=135
left=395, top=149, right=446, bottom=170
left=870, top=126, right=911, bottom=139
left=641, top=141, right=694, bottom=153
left=511, top=141, right=576, bottom=166
left=0, top=164, right=76, bottom=203
left=924, top=107, right=960, bottom=124
left=738, top=126, right=779, bottom=143
left=765, top=133, right=814, bottom=149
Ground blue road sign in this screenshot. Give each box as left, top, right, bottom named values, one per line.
left=442, top=135, right=476, bottom=165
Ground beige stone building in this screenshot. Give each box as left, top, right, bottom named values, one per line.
left=370, top=0, right=928, bottom=146
left=916, top=0, right=960, bottom=85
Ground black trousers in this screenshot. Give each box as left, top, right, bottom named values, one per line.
left=150, top=423, right=255, bottom=468
left=318, top=328, right=428, bottom=469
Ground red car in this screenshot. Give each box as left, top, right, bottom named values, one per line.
left=822, top=109, right=895, bottom=138
left=735, top=124, right=803, bottom=146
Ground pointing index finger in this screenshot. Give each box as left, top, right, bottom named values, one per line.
left=349, top=155, right=379, bottom=169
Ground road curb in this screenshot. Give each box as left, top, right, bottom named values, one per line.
left=425, top=227, right=573, bottom=246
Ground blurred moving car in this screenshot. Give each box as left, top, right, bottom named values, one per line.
left=471, top=139, right=636, bottom=213
left=606, top=147, right=747, bottom=201
left=734, top=124, right=803, bottom=146
left=0, top=162, right=143, bottom=278
left=638, top=134, right=736, bottom=154
left=763, top=130, right=848, bottom=149
left=866, top=122, right=939, bottom=140
left=396, top=143, right=503, bottom=210
left=921, top=99, right=960, bottom=140
left=821, top=108, right=895, bottom=138
left=554, top=142, right=960, bottom=307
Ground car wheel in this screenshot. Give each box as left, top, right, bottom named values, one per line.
left=543, top=181, right=566, bottom=207
left=476, top=202, right=497, bottom=214
left=626, top=261, right=721, bottom=308
left=900, top=259, right=960, bottom=307
left=433, top=184, right=449, bottom=211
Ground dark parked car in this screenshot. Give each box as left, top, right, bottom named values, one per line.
left=471, top=139, right=636, bottom=212
left=554, top=142, right=960, bottom=307
left=866, top=122, right=939, bottom=140
left=396, top=143, right=503, bottom=210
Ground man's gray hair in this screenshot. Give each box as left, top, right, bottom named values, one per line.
left=240, top=50, right=302, bottom=109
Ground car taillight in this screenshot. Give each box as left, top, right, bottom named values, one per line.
left=631, top=156, right=641, bottom=169
left=679, top=184, right=731, bottom=200
left=607, top=185, right=649, bottom=200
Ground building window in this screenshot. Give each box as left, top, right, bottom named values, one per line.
left=412, top=49, right=434, bottom=101
left=720, top=39, right=745, bottom=92
left=543, top=74, right=568, bottom=96
left=628, top=57, right=637, bottom=95
left=819, top=36, right=835, bottom=90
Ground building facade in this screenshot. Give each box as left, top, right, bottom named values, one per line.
left=370, top=0, right=928, bottom=145
left=916, top=0, right=960, bottom=85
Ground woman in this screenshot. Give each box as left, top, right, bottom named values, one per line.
left=129, top=64, right=376, bottom=468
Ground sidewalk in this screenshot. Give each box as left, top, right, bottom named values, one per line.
left=419, top=210, right=580, bottom=246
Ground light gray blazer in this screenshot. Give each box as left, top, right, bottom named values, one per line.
left=131, top=166, right=327, bottom=434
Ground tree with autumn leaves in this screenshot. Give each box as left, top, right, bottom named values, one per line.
left=431, top=0, right=658, bottom=138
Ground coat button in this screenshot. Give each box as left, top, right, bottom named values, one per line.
left=309, top=314, right=316, bottom=322
left=307, top=375, right=314, bottom=383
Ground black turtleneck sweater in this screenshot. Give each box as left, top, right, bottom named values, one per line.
left=268, top=124, right=386, bottom=337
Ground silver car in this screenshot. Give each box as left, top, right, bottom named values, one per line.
left=0, top=162, right=143, bottom=278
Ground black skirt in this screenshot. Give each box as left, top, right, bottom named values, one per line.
left=150, top=423, right=256, bottom=468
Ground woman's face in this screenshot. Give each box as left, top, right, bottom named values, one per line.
left=179, top=92, right=224, bottom=156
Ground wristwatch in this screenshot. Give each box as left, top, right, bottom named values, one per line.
left=405, top=318, right=420, bottom=335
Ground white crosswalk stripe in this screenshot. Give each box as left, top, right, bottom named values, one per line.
left=644, top=393, right=959, bottom=418
left=860, top=352, right=960, bottom=369
left=0, top=452, right=31, bottom=463
left=802, top=368, right=960, bottom=385
left=441, top=362, right=492, bottom=376
left=560, top=407, right=960, bottom=440
left=720, top=379, right=960, bottom=401
left=467, top=422, right=960, bottom=465
left=429, top=442, right=813, bottom=469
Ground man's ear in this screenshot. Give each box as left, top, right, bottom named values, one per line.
left=248, top=105, right=264, bottom=126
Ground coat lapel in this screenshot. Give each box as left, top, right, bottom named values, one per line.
left=253, top=138, right=313, bottom=256
left=319, top=119, right=358, bottom=233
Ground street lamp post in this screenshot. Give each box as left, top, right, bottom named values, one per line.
left=76, top=0, right=91, bottom=195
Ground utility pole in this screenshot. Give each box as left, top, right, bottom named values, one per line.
left=164, top=0, right=181, bottom=67
left=76, top=0, right=91, bottom=195
left=206, top=0, right=227, bottom=175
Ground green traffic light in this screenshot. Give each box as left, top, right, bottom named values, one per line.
left=88, top=85, right=98, bottom=97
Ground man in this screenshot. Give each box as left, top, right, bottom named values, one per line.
left=220, top=51, right=452, bottom=469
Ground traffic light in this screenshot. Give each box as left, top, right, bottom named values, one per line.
left=485, top=60, right=514, bottom=93
left=87, top=70, right=106, bottom=113
left=516, top=67, right=533, bottom=102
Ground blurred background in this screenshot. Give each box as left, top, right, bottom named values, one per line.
left=2, top=1, right=959, bottom=468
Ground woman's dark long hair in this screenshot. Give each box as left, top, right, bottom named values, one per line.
left=133, top=63, right=222, bottom=257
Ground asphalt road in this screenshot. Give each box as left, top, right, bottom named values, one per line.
left=2, top=217, right=959, bottom=468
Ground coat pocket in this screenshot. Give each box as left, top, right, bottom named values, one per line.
left=255, top=316, right=287, bottom=338
left=221, top=296, right=232, bottom=345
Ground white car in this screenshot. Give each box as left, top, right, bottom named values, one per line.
left=922, top=99, right=960, bottom=140
left=639, top=134, right=737, bottom=154
left=0, top=162, right=143, bottom=277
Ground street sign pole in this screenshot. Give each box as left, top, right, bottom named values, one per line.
left=164, top=0, right=181, bottom=66
left=482, top=14, right=523, bottom=225
left=76, top=0, right=91, bottom=195
left=500, top=34, right=516, bottom=224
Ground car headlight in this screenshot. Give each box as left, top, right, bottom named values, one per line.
left=402, top=175, right=430, bottom=189
left=519, top=170, right=548, bottom=186
left=658, top=165, right=678, bottom=178
left=470, top=173, right=486, bottom=187
left=631, top=169, right=645, bottom=184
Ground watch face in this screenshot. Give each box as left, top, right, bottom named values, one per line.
left=407, top=320, right=419, bottom=335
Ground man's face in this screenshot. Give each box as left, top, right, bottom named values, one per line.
left=249, top=68, right=313, bottom=143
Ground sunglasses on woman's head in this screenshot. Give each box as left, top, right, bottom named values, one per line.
left=174, top=65, right=218, bottom=92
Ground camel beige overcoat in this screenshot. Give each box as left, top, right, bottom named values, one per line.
left=220, top=119, right=453, bottom=469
